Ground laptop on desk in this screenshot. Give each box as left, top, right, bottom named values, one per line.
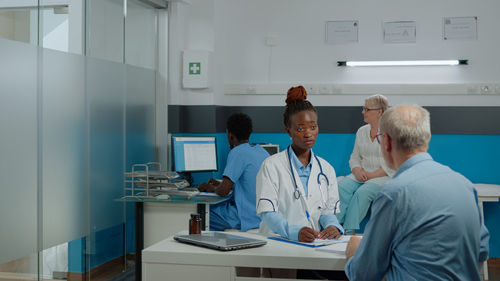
left=174, top=232, right=266, bottom=251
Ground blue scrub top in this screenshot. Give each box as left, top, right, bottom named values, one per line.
left=223, top=143, right=270, bottom=231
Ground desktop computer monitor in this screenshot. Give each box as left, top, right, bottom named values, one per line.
left=260, top=144, right=280, bottom=155
left=172, top=136, right=218, bottom=173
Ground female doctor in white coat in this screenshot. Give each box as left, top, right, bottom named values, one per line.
left=256, top=86, right=344, bottom=242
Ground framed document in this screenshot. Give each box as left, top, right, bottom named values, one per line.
left=383, top=21, right=416, bottom=44
left=326, top=20, right=359, bottom=44
left=444, top=17, right=477, bottom=40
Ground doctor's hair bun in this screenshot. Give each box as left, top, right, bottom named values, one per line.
left=283, top=85, right=317, bottom=128
left=286, top=85, right=307, bottom=105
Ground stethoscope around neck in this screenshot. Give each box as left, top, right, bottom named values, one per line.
left=287, top=145, right=329, bottom=201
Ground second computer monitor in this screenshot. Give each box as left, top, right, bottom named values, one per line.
left=172, top=136, right=218, bottom=172
left=260, top=144, right=280, bottom=155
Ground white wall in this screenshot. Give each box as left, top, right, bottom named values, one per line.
left=168, top=0, right=500, bottom=106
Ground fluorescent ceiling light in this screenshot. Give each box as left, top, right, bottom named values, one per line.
left=338, top=60, right=468, bottom=67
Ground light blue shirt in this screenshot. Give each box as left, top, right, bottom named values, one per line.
left=345, top=153, right=490, bottom=281
left=222, top=143, right=269, bottom=231
left=260, top=147, right=343, bottom=240
left=289, top=146, right=312, bottom=196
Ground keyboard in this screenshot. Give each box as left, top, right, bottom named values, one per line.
left=180, top=186, right=199, bottom=192
left=164, top=189, right=199, bottom=198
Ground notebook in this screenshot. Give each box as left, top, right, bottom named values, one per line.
left=174, top=232, right=267, bottom=251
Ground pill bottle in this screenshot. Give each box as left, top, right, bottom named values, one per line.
left=189, top=213, right=202, bottom=234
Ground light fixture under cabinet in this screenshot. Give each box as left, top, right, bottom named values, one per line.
left=337, top=60, right=468, bottom=67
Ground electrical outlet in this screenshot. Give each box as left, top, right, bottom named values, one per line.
left=480, top=85, right=492, bottom=95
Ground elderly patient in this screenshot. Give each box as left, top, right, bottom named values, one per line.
left=345, top=105, right=489, bottom=281
left=337, top=94, right=394, bottom=233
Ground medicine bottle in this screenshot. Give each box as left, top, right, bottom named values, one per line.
left=189, top=213, right=202, bottom=234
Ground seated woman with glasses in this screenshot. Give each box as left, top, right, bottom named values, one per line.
left=336, top=94, right=394, bottom=234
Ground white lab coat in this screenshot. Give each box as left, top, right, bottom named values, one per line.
left=256, top=149, right=340, bottom=235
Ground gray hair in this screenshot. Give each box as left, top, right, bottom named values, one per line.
left=379, top=105, right=431, bottom=152
left=365, top=94, right=389, bottom=112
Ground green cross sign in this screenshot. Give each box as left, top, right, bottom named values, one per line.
left=189, top=62, right=201, bottom=75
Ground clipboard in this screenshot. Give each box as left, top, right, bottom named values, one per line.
left=268, top=236, right=346, bottom=248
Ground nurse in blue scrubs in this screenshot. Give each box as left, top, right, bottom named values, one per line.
left=198, top=113, right=270, bottom=231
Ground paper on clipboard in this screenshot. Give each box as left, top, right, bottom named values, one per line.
left=315, top=242, right=347, bottom=255
left=268, top=235, right=350, bottom=248
left=315, top=235, right=362, bottom=255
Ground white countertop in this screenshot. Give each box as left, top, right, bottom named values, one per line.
left=475, top=184, right=500, bottom=198
left=142, top=231, right=347, bottom=271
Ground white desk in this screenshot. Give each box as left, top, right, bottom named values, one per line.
left=476, top=183, right=500, bottom=281
left=142, top=232, right=346, bottom=281
left=141, top=184, right=500, bottom=281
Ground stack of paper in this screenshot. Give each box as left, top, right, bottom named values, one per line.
left=315, top=235, right=362, bottom=255
left=315, top=242, right=347, bottom=255
left=268, top=235, right=351, bottom=248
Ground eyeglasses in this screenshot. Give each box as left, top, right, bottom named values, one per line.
left=363, top=107, right=381, bottom=112
left=375, top=133, right=383, bottom=144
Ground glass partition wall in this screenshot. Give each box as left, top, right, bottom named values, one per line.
left=0, top=0, right=160, bottom=280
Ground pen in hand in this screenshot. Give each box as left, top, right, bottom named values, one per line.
left=305, top=210, right=316, bottom=230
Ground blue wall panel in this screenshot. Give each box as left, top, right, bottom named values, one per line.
left=428, top=135, right=500, bottom=184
